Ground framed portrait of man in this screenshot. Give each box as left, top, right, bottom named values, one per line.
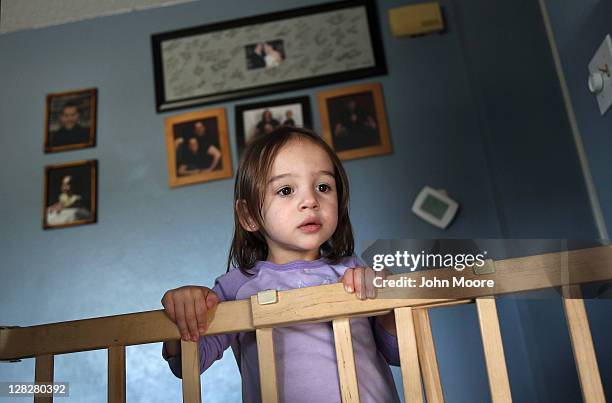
left=43, top=160, right=97, bottom=230
left=44, top=88, right=97, bottom=153
left=317, top=82, right=392, bottom=161
left=235, top=96, right=312, bottom=161
left=164, top=108, right=233, bottom=188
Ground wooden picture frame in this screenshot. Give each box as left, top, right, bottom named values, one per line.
left=164, top=108, right=233, bottom=188
left=317, top=82, right=392, bottom=160
left=151, top=0, right=386, bottom=112
left=44, top=88, right=97, bottom=153
left=43, top=160, right=97, bottom=230
left=235, top=96, right=313, bottom=161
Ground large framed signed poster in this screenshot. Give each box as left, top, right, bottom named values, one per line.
left=151, top=0, right=386, bottom=112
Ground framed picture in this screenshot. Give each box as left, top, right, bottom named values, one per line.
left=164, top=108, right=233, bottom=188
left=317, top=82, right=392, bottom=160
left=44, top=88, right=97, bottom=153
left=43, top=160, right=97, bottom=230
left=151, top=0, right=386, bottom=112
left=235, top=96, right=312, bottom=160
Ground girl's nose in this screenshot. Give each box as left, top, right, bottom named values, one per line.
left=299, top=192, right=319, bottom=210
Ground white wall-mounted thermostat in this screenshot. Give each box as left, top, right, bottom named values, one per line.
left=412, top=186, right=459, bottom=229
left=588, top=34, right=612, bottom=115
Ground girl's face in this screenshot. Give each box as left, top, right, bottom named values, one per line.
left=256, top=139, right=338, bottom=264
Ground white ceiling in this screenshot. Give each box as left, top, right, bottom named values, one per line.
left=0, top=0, right=196, bottom=34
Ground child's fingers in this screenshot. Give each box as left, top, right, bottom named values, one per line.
left=341, top=268, right=354, bottom=293
left=194, top=292, right=208, bottom=335
left=161, top=292, right=176, bottom=322
left=161, top=286, right=218, bottom=342
left=173, top=301, right=190, bottom=342
left=353, top=267, right=365, bottom=300
left=183, top=300, right=199, bottom=342
left=205, top=290, right=219, bottom=310
left=365, top=268, right=376, bottom=299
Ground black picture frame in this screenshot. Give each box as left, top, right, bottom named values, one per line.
left=235, top=96, right=313, bottom=160
left=151, top=0, right=386, bottom=112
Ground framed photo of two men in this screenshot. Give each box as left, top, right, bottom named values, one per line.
left=164, top=108, right=233, bottom=188
left=318, top=82, right=392, bottom=161
left=44, top=88, right=97, bottom=153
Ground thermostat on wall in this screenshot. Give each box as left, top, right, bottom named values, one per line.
left=412, top=186, right=459, bottom=229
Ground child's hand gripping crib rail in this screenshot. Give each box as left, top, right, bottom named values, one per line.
left=0, top=245, right=610, bottom=403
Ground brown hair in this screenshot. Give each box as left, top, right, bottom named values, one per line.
left=227, top=126, right=354, bottom=275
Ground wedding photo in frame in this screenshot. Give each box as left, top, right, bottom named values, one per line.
left=151, top=0, right=386, bottom=112
left=43, top=160, right=97, bottom=230
left=44, top=88, right=97, bottom=153
left=234, top=96, right=312, bottom=161
left=317, top=82, right=392, bottom=161
left=164, top=108, right=232, bottom=188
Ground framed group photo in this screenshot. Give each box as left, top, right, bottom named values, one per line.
left=43, top=160, right=97, bottom=230
left=44, top=88, right=97, bottom=153
left=151, top=0, right=386, bottom=111
left=235, top=96, right=312, bottom=160
left=317, top=82, right=392, bottom=160
left=164, top=108, right=233, bottom=188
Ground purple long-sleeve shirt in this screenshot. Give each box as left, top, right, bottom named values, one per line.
left=162, top=256, right=401, bottom=403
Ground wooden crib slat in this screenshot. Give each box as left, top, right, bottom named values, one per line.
left=34, top=354, right=54, bottom=403
left=413, top=308, right=444, bottom=403
left=181, top=340, right=202, bottom=403
left=394, top=307, right=424, bottom=403
left=562, top=286, right=606, bottom=403
left=475, top=296, right=512, bottom=403
left=332, top=318, right=360, bottom=403
left=256, top=328, right=279, bottom=403
left=108, top=346, right=126, bottom=403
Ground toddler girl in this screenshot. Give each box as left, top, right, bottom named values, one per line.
left=162, top=126, right=401, bottom=402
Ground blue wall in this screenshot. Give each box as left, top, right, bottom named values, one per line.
left=544, top=0, right=612, bottom=400
left=546, top=0, right=612, bottom=233
left=0, top=0, right=608, bottom=402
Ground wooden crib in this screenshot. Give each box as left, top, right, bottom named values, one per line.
left=1, top=245, right=610, bottom=403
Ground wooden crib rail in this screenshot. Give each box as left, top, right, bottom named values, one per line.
left=0, top=299, right=253, bottom=361
left=1, top=245, right=610, bottom=403
left=250, top=245, right=612, bottom=328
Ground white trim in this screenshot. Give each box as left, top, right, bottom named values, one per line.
left=0, top=0, right=197, bottom=34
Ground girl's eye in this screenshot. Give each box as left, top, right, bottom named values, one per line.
left=277, top=186, right=293, bottom=196
left=317, top=184, right=331, bottom=192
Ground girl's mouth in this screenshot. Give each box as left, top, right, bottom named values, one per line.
left=298, top=217, right=322, bottom=233
left=299, top=223, right=321, bottom=233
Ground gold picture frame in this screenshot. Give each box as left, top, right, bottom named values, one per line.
left=164, top=108, right=233, bottom=188
left=44, top=88, right=97, bottom=153
left=317, top=82, right=392, bottom=161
